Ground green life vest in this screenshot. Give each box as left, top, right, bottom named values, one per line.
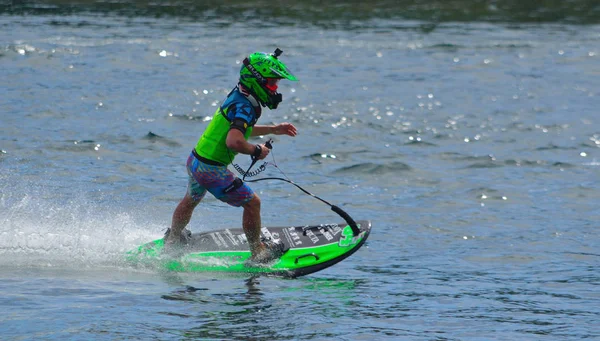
left=194, top=108, right=253, bottom=165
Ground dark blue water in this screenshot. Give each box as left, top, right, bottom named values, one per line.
left=1, top=2, right=599, bottom=340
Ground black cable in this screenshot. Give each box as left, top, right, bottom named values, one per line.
left=244, top=176, right=333, bottom=207
left=236, top=141, right=360, bottom=236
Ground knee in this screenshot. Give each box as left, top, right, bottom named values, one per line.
left=245, top=194, right=261, bottom=212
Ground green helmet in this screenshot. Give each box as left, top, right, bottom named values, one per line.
left=239, top=48, right=298, bottom=109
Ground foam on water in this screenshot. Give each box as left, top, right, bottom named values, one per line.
left=0, top=172, right=162, bottom=269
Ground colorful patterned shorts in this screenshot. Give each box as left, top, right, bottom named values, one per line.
left=186, top=152, right=254, bottom=207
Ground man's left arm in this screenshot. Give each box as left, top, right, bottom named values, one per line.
left=251, top=123, right=297, bottom=137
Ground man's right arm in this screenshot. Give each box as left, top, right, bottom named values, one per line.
left=226, top=129, right=270, bottom=160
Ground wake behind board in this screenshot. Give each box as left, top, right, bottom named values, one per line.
left=126, top=220, right=371, bottom=278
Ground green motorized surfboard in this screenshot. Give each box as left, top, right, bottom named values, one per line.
left=126, top=220, right=371, bottom=278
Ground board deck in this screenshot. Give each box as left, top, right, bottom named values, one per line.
left=126, top=220, right=371, bottom=278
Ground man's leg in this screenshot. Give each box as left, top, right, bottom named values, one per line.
left=165, top=193, right=200, bottom=245
left=242, top=194, right=265, bottom=256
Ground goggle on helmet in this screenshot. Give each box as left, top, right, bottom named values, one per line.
left=239, top=48, right=298, bottom=109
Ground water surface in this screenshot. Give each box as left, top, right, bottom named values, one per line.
left=1, top=1, right=599, bottom=340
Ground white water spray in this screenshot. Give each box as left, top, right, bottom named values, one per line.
left=0, top=178, right=164, bottom=269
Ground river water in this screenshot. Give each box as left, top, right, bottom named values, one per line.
left=1, top=1, right=599, bottom=340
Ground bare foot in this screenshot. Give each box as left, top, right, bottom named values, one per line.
left=247, top=239, right=288, bottom=265
left=163, top=228, right=191, bottom=248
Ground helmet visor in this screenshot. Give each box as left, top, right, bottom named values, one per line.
left=265, top=78, right=280, bottom=92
